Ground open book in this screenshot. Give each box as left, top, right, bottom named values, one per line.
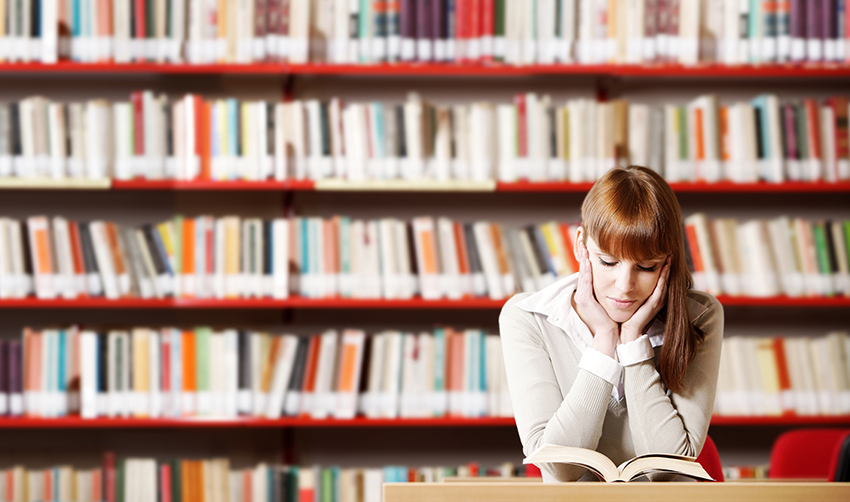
left=524, top=444, right=714, bottom=482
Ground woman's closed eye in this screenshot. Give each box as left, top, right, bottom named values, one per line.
left=597, top=257, right=659, bottom=273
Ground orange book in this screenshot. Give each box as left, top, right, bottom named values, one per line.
left=181, top=218, right=196, bottom=297
left=490, top=224, right=510, bottom=276
left=181, top=460, right=191, bottom=502
left=420, top=228, right=438, bottom=274
left=299, top=336, right=322, bottom=416
left=24, top=328, right=41, bottom=417
left=199, top=99, right=212, bottom=180
left=5, top=470, right=12, bottom=501
left=44, top=470, right=52, bottom=500
left=67, top=221, right=87, bottom=296
left=105, top=223, right=127, bottom=286
left=559, top=223, right=580, bottom=273
left=453, top=222, right=471, bottom=296
left=196, top=460, right=206, bottom=502
left=719, top=106, right=730, bottom=162
left=182, top=330, right=196, bottom=414
left=262, top=336, right=282, bottom=394
left=29, top=216, right=54, bottom=276
left=92, top=469, right=103, bottom=501
left=242, top=469, right=252, bottom=502
left=694, top=108, right=705, bottom=161
left=684, top=224, right=704, bottom=273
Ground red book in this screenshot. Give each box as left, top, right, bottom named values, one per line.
left=684, top=224, right=705, bottom=273
left=242, top=469, right=252, bottom=502
left=559, top=223, right=580, bottom=273
left=804, top=98, right=822, bottom=160
left=456, top=0, right=467, bottom=62
left=131, top=92, right=145, bottom=159
left=134, top=0, right=146, bottom=40
left=92, top=469, right=103, bottom=501
left=161, top=334, right=171, bottom=395
left=67, top=221, right=87, bottom=297
left=525, top=463, right=543, bottom=477
left=205, top=221, right=214, bottom=279
left=200, top=101, right=212, bottom=180
left=481, top=0, right=494, bottom=61
left=772, top=337, right=792, bottom=414
left=103, top=451, right=116, bottom=502
left=453, top=222, right=471, bottom=297
left=194, top=96, right=205, bottom=180
left=469, top=0, right=481, bottom=62
left=44, top=470, right=52, bottom=502
left=160, top=463, right=172, bottom=502
left=5, top=470, right=12, bottom=501
left=514, top=94, right=527, bottom=159
left=299, top=336, right=322, bottom=417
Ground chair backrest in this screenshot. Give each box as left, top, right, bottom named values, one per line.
left=828, top=431, right=850, bottom=482
left=696, top=435, right=724, bottom=482
left=769, top=429, right=850, bottom=479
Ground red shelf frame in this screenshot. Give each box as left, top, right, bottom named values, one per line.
left=0, top=295, right=847, bottom=308
left=103, top=179, right=850, bottom=193
left=0, top=416, right=517, bottom=428
left=6, top=61, right=850, bottom=78
left=111, top=179, right=316, bottom=190
left=709, top=415, right=850, bottom=426
left=0, top=415, right=847, bottom=428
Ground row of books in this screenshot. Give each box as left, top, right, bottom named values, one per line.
left=715, top=332, right=850, bottom=417
left=0, top=456, right=525, bottom=502
left=1, top=326, right=513, bottom=420
left=5, top=91, right=850, bottom=184
left=5, top=1, right=850, bottom=66
left=683, top=214, right=850, bottom=299
left=722, top=464, right=770, bottom=480
left=3, top=212, right=850, bottom=302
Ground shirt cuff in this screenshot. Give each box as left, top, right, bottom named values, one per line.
left=616, top=335, right=654, bottom=366
left=578, top=348, right=623, bottom=387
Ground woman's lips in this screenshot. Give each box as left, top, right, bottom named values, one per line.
left=608, top=297, right=636, bottom=309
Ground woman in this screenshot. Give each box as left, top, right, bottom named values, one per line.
left=499, top=165, right=723, bottom=482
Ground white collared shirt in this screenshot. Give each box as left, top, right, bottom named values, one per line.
left=515, top=273, right=665, bottom=401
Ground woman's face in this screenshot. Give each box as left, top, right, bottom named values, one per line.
left=580, top=233, right=668, bottom=324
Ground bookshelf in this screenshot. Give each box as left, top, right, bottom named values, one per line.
left=2, top=24, right=850, bottom=488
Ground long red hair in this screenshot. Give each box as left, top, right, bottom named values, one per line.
left=581, top=165, right=703, bottom=393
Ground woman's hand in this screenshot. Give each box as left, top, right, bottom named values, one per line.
left=573, top=242, right=619, bottom=357
left=620, top=256, right=671, bottom=343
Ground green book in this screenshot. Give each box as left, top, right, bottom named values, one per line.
left=321, top=467, right=334, bottom=502
left=677, top=106, right=688, bottom=163
left=495, top=0, right=506, bottom=62
left=812, top=222, right=834, bottom=296
left=795, top=103, right=808, bottom=161
left=170, top=459, right=182, bottom=502
left=196, top=327, right=211, bottom=413
left=116, top=459, right=125, bottom=502
left=433, top=328, right=446, bottom=402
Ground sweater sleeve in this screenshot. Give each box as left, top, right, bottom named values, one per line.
left=499, top=294, right=614, bottom=481
left=623, top=291, right=724, bottom=460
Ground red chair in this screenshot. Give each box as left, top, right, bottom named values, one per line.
left=828, top=431, right=850, bottom=482
left=769, top=429, right=850, bottom=479
left=697, top=435, right=724, bottom=482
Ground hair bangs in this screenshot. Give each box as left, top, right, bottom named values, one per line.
left=583, top=176, right=675, bottom=263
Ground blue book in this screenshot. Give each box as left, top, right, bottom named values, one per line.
left=57, top=330, right=66, bottom=417
left=227, top=99, right=240, bottom=179
left=372, top=103, right=386, bottom=159
left=300, top=218, right=310, bottom=295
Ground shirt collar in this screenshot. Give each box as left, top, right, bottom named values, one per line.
left=515, top=272, right=710, bottom=349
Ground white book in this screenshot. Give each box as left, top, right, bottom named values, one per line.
left=472, top=222, right=505, bottom=300
left=250, top=332, right=265, bottom=417
left=148, top=331, right=161, bottom=418
left=51, top=217, right=77, bottom=299
left=90, top=221, right=120, bottom=299
left=209, top=331, right=226, bottom=416
left=0, top=219, right=11, bottom=298
left=394, top=220, right=417, bottom=299
left=399, top=332, right=420, bottom=418
left=271, top=219, right=290, bottom=299
left=378, top=219, right=400, bottom=299
left=265, top=334, right=299, bottom=419
left=437, top=217, right=462, bottom=300
left=311, top=330, right=339, bottom=419
left=381, top=331, right=404, bottom=419
left=737, top=220, right=780, bottom=297
left=363, top=332, right=386, bottom=418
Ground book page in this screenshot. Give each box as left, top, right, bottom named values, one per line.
left=619, top=455, right=713, bottom=482
left=524, top=444, right=618, bottom=481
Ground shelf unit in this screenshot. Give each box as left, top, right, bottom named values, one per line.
left=2, top=60, right=849, bottom=473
